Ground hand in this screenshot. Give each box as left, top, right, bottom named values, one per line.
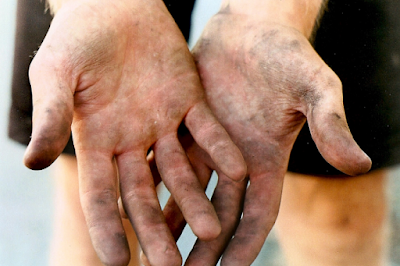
left=166, top=13, right=372, bottom=266
left=24, top=1, right=246, bottom=265
left=139, top=128, right=248, bottom=266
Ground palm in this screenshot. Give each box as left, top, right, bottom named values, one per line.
left=25, top=3, right=246, bottom=266
left=68, top=4, right=205, bottom=161
left=183, top=14, right=371, bottom=266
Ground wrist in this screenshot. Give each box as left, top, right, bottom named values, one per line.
left=46, top=0, right=66, bottom=14
left=220, top=0, right=326, bottom=38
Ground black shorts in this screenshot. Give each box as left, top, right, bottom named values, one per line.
left=9, top=0, right=400, bottom=175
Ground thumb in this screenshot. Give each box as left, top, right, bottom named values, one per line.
left=24, top=53, right=74, bottom=170
left=307, top=75, right=371, bottom=176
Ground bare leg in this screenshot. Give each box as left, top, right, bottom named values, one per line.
left=48, top=154, right=140, bottom=266
left=275, top=170, right=389, bottom=266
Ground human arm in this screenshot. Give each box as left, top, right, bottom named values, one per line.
left=24, top=0, right=246, bottom=265
left=221, top=0, right=327, bottom=38
left=162, top=0, right=372, bottom=265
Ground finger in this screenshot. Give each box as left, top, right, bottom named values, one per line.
left=117, top=151, right=182, bottom=266
left=78, top=151, right=130, bottom=266
left=163, top=151, right=213, bottom=240
left=220, top=173, right=283, bottom=266
left=154, top=134, right=221, bottom=241
left=148, top=149, right=183, bottom=235
left=24, top=52, right=74, bottom=170
left=144, top=138, right=214, bottom=266
left=305, top=72, right=372, bottom=176
left=185, top=172, right=247, bottom=266
left=185, top=102, right=247, bottom=182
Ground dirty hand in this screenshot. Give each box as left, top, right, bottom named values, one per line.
left=166, top=10, right=372, bottom=266
left=24, top=0, right=246, bottom=265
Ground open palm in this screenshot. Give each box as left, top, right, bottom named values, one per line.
left=171, top=13, right=371, bottom=266
left=25, top=2, right=246, bottom=266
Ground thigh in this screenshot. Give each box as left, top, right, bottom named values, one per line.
left=274, top=170, right=389, bottom=266
left=278, top=170, right=388, bottom=225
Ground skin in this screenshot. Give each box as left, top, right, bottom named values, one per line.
left=24, top=0, right=247, bottom=265
left=161, top=5, right=372, bottom=266
left=49, top=155, right=140, bottom=266
left=275, top=170, right=388, bottom=266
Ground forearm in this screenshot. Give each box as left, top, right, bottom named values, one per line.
left=220, top=0, right=328, bottom=38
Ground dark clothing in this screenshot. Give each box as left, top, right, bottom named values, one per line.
left=165, top=0, right=196, bottom=42
left=8, top=0, right=400, bottom=175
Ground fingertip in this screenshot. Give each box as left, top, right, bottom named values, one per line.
left=24, top=105, right=72, bottom=169
left=311, top=122, right=372, bottom=176
left=316, top=140, right=372, bottom=177
left=87, top=223, right=131, bottom=266
left=92, top=232, right=130, bottom=266
left=181, top=200, right=222, bottom=241
left=210, top=141, right=247, bottom=182
left=336, top=149, right=372, bottom=176
left=23, top=141, right=61, bottom=170
left=191, top=218, right=222, bottom=241
left=100, top=251, right=130, bottom=266
left=23, top=123, right=71, bottom=169
left=221, top=155, right=247, bottom=182
left=23, top=155, right=50, bottom=171
left=357, top=152, right=373, bottom=174
left=309, top=109, right=373, bottom=177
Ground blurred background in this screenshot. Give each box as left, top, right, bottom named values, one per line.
left=2, top=0, right=400, bottom=265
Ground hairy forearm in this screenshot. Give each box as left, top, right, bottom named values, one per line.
left=220, top=0, right=328, bottom=38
